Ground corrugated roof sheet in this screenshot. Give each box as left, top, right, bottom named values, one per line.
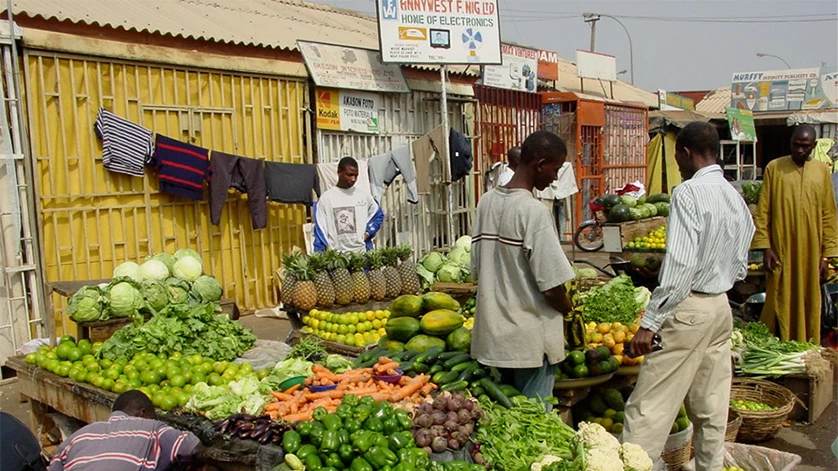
left=695, top=86, right=730, bottom=115
left=553, top=56, right=658, bottom=108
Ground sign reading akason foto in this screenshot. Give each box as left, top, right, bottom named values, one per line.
left=298, top=41, right=410, bottom=93
left=316, top=88, right=380, bottom=134
left=482, top=44, right=539, bottom=92
left=377, top=0, right=501, bottom=64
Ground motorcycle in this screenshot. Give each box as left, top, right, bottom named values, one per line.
left=573, top=197, right=606, bottom=252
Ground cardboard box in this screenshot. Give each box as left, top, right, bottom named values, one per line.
left=772, top=369, right=834, bottom=423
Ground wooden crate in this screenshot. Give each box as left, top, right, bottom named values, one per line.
left=771, top=369, right=834, bottom=423
left=602, top=217, right=667, bottom=252
left=76, top=317, right=134, bottom=343
left=285, top=329, right=368, bottom=358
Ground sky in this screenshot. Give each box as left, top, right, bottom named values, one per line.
left=317, top=0, right=838, bottom=92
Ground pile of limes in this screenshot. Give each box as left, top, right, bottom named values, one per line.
left=625, top=226, right=667, bottom=251
left=25, top=336, right=263, bottom=411
left=301, top=309, right=390, bottom=347
left=730, top=399, right=776, bottom=412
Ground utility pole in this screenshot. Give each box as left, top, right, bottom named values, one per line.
left=584, top=14, right=600, bottom=51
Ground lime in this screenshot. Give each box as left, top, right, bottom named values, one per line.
left=77, top=339, right=92, bottom=354
left=138, top=387, right=152, bottom=398
left=212, top=361, right=227, bottom=374
left=133, top=359, right=148, bottom=371
left=152, top=392, right=165, bottom=407
left=25, top=354, right=37, bottom=364
left=59, top=335, right=76, bottom=345
left=188, top=355, right=203, bottom=366
left=101, top=378, right=115, bottom=391
left=104, top=369, right=120, bottom=381
left=191, top=373, right=207, bottom=385
left=112, top=382, right=129, bottom=394
left=170, top=351, right=183, bottom=360
left=256, top=369, right=270, bottom=380
left=128, top=378, right=143, bottom=389
left=67, top=347, right=84, bottom=362
left=178, top=391, right=191, bottom=406
left=169, top=375, right=187, bottom=388
left=159, top=395, right=179, bottom=411
left=81, top=354, right=95, bottom=363
left=70, top=369, right=87, bottom=382
left=126, top=370, right=141, bottom=381
left=57, top=365, right=72, bottom=377
left=91, top=375, right=105, bottom=389
left=207, top=373, right=222, bottom=386
left=139, top=370, right=161, bottom=385
left=45, top=359, right=61, bottom=373
left=568, top=350, right=586, bottom=365
left=149, top=359, right=164, bottom=370
left=572, top=364, right=589, bottom=378
left=55, top=343, right=74, bottom=361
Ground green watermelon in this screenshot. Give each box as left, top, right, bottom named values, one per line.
left=654, top=202, right=670, bottom=217
left=644, top=203, right=658, bottom=217
left=629, top=207, right=644, bottom=220
left=621, top=195, right=638, bottom=208
left=608, top=204, right=632, bottom=222
left=637, top=195, right=647, bottom=205
left=601, top=194, right=623, bottom=211
left=647, top=193, right=671, bottom=204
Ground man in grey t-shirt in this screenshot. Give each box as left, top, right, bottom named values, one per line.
left=470, top=131, right=575, bottom=404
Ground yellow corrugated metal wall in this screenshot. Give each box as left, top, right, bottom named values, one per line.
left=23, top=50, right=309, bottom=334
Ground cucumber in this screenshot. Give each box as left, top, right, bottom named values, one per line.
left=411, top=361, right=430, bottom=374
left=429, top=365, right=444, bottom=375
left=450, top=361, right=475, bottom=374
left=414, top=346, right=445, bottom=364
left=401, top=350, right=421, bottom=362
left=500, top=385, right=523, bottom=398
left=438, top=351, right=465, bottom=361
left=489, top=366, right=502, bottom=383
left=440, top=380, right=469, bottom=392
left=432, top=371, right=449, bottom=384
left=469, top=385, right=485, bottom=397
left=469, top=367, right=488, bottom=382
left=434, top=371, right=459, bottom=385
left=457, top=362, right=478, bottom=382
left=442, top=353, right=472, bottom=369
left=479, top=378, right=514, bottom=408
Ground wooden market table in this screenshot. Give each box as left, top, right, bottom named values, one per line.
left=5, top=356, right=279, bottom=470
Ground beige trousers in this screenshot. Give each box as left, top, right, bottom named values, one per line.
left=623, top=293, right=732, bottom=471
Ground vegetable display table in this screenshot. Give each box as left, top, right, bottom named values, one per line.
left=4, top=356, right=281, bottom=470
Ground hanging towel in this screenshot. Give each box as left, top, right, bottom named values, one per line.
left=368, top=145, right=418, bottom=203
left=412, top=125, right=446, bottom=194
left=209, top=151, right=267, bottom=230
left=449, top=128, right=473, bottom=182
left=94, top=108, right=153, bottom=177
left=265, top=162, right=321, bottom=205
left=150, top=135, right=210, bottom=200
left=316, top=159, right=372, bottom=195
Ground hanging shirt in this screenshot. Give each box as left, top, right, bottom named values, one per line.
left=449, top=128, right=473, bottom=182
left=265, top=162, right=321, bottom=205
left=537, top=162, right=579, bottom=200
left=368, top=146, right=418, bottom=203
left=150, top=135, right=210, bottom=200
left=208, top=151, right=267, bottom=230
left=313, top=186, right=383, bottom=253
left=94, top=108, right=153, bottom=177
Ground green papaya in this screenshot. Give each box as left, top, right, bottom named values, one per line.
left=446, top=327, right=472, bottom=352
left=419, top=309, right=464, bottom=336
left=421, top=292, right=460, bottom=312
left=385, top=317, right=421, bottom=342
left=388, top=295, right=424, bottom=318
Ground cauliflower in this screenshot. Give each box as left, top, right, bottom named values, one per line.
left=531, top=455, right=563, bottom=471
left=586, top=446, right=624, bottom=471
left=620, top=443, right=653, bottom=471
left=576, top=422, right=621, bottom=450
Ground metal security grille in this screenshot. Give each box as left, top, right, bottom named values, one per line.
left=578, top=125, right=603, bottom=221
left=603, top=104, right=648, bottom=191
left=22, top=50, right=310, bottom=334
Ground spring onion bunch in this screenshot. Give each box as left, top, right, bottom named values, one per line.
left=733, top=322, right=819, bottom=378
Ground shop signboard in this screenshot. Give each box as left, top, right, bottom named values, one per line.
left=576, top=50, right=617, bottom=82
left=482, top=44, right=540, bottom=92
left=316, top=88, right=380, bottom=134
left=537, top=49, right=560, bottom=81
left=726, top=107, right=757, bottom=142
left=298, top=41, right=410, bottom=93
left=730, top=67, right=838, bottom=111
left=376, top=0, right=502, bottom=64
left=658, top=90, right=695, bottom=111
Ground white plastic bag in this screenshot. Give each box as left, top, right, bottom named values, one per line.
left=723, top=442, right=801, bottom=471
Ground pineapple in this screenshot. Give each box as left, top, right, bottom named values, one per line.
left=349, top=253, right=371, bottom=304
left=382, top=247, right=403, bottom=298
left=291, top=258, right=317, bottom=311
left=327, top=250, right=353, bottom=305
left=309, top=253, right=335, bottom=308
left=366, top=250, right=387, bottom=301
left=396, top=244, right=421, bottom=295
left=280, top=252, right=300, bottom=307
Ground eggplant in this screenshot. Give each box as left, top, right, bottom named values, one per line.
left=258, top=432, right=273, bottom=445
left=235, top=422, right=255, bottom=432
left=272, top=433, right=283, bottom=444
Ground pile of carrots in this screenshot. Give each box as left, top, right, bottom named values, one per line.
left=265, top=357, right=436, bottom=422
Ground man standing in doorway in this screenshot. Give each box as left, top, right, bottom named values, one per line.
left=314, top=157, right=384, bottom=253
left=470, top=131, right=574, bottom=404
left=753, top=125, right=838, bottom=342
left=496, top=146, right=521, bottom=187
left=623, top=122, right=754, bottom=471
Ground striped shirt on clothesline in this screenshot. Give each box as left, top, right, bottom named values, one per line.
left=94, top=108, right=153, bottom=177
left=641, top=165, right=755, bottom=332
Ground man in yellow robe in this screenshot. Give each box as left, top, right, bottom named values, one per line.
left=753, top=125, right=838, bottom=342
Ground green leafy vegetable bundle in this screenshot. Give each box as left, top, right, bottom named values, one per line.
left=733, top=322, right=822, bottom=378
left=577, top=275, right=641, bottom=325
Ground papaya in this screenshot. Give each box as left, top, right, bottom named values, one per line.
left=388, top=294, right=424, bottom=318
left=419, top=309, right=464, bottom=336
left=385, top=317, right=421, bottom=342
left=381, top=339, right=406, bottom=353
left=446, top=327, right=472, bottom=353
left=405, top=335, right=446, bottom=353
left=421, top=292, right=460, bottom=312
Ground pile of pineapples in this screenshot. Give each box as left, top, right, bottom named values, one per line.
left=280, top=245, right=422, bottom=311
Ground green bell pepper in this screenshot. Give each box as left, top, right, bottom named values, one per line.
left=295, top=444, right=318, bottom=461
left=371, top=402, right=393, bottom=421
left=310, top=425, right=325, bottom=448
left=445, top=462, right=468, bottom=471
left=364, top=446, right=399, bottom=469
left=344, top=417, right=362, bottom=434
left=359, top=396, right=376, bottom=408
left=326, top=452, right=345, bottom=469
left=323, top=413, right=343, bottom=431
left=351, top=431, right=375, bottom=453
left=372, top=433, right=390, bottom=450
left=338, top=444, right=355, bottom=463
left=392, top=410, right=413, bottom=432
left=383, top=418, right=400, bottom=436
left=296, top=421, right=314, bottom=437
left=336, top=403, right=353, bottom=420
left=282, top=430, right=302, bottom=454
left=393, top=463, right=416, bottom=471
left=363, top=417, right=384, bottom=433
left=408, top=449, right=430, bottom=469
left=351, top=457, right=374, bottom=471
left=338, top=429, right=350, bottom=446
left=304, top=454, right=323, bottom=471
left=353, top=404, right=373, bottom=422
left=320, top=429, right=341, bottom=453
left=313, top=406, right=329, bottom=421
left=387, top=431, right=415, bottom=450
left=343, top=394, right=359, bottom=407
left=321, top=468, right=339, bottom=471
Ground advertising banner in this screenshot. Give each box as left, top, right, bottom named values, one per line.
left=537, top=49, right=560, bottom=81
left=482, top=43, right=539, bottom=92
left=576, top=50, right=617, bottom=82
left=376, top=0, right=501, bottom=64
left=658, top=90, right=695, bottom=111
left=316, top=88, right=380, bottom=134
left=299, top=41, right=410, bottom=93
left=726, top=107, right=757, bottom=142
left=730, top=67, right=838, bottom=111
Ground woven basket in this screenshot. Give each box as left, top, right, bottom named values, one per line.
left=725, top=409, right=742, bottom=442
left=730, top=378, right=796, bottom=443
left=661, top=435, right=693, bottom=470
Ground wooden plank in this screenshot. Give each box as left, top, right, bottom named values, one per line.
left=49, top=280, right=112, bottom=298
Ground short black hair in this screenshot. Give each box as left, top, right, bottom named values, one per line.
left=507, top=146, right=521, bottom=161
left=520, top=131, right=567, bottom=164
left=791, top=124, right=816, bottom=140
left=112, top=390, right=153, bottom=416
left=676, top=122, right=719, bottom=158
left=338, top=157, right=359, bottom=172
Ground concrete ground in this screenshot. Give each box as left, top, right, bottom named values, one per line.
left=1, top=246, right=835, bottom=469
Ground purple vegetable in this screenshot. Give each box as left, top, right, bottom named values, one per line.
left=473, top=452, right=486, bottom=465
left=430, top=425, right=446, bottom=438
left=415, top=429, right=433, bottom=447
left=461, top=400, right=474, bottom=411
left=446, top=411, right=459, bottom=423
left=422, top=446, right=433, bottom=456
left=415, top=414, right=434, bottom=429
left=432, top=436, right=448, bottom=453
left=432, top=411, right=447, bottom=425
left=458, top=409, right=472, bottom=424
left=449, top=397, right=463, bottom=412
left=433, top=397, right=449, bottom=411
left=448, top=438, right=461, bottom=450
left=444, top=420, right=459, bottom=431
left=419, top=402, right=435, bottom=416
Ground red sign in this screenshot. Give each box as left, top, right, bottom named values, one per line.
left=538, top=49, right=559, bottom=81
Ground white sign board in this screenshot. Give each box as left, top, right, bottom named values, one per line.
left=576, top=50, right=617, bottom=82
left=376, top=0, right=502, bottom=64
left=482, top=44, right=539, bottom=92
left=298, top=40, right=410, bottom=93
left=316, top=88, right=380, bottom=134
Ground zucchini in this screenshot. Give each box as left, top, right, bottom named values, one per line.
left=456, top=362, right=478, bottom=382
left=500, top=385, right=523, bottom=398
left=450, top=360, right=475, bottom=374
left=479, top=378, right=514, bottom=408
left=440, top=380, right=469, bottom=392
left=413, top=346, right=444, bottom=364
left=434, top=371, right=459, bottom=385
left=438, top=351, right=464, bottom=361
left=442, top=353, right=472, bottom=369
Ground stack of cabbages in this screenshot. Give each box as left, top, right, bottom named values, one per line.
left=416, top=236, right=473, bottom=289
left=67, top=249, right=223, bottom=323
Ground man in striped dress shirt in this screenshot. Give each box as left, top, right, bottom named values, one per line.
left=49, top=391, right=201, bottom=470
left=622, top=122, right=754, bottom=471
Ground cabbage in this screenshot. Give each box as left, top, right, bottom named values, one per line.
left=448, top=246, right=470, bottom=267
left=140, top=259, right=170, bottom=281
left=113, top=261, right=143, bottom=283
left=454, top=235, right=472, bottom=253
left=416, top=264, right=435, bottom=289
left=421, top=252, right=445, bottom=273
left=145, top=253, right=175, bottom=274
left=107, top=279, right=144, bottom=317
left=174, top=248, right=202, bottom=262
left=67, top=286, right=106, bottom=322
left=173, top=256, right=203, bottom=282
left=437, top=263, right=462, bottom=283
left=635, top=287, right=652, bottom=310
left=191, top=275, right=222, bottom=303
left=165, top=277, right=191, bottom=304
left=576, top=268, right=598, bottom=279
left=141, top=280, right=169, bottom=314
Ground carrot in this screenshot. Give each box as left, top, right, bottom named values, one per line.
left=375, top=362, right=399, bottom=373
left=370, top=392, right=392, bottom=402
left=305, top=389, right=345, bottom=401
left=350, top=387, right=379, bottom=397
left=264, top=401, right=282, bottom=411
left=271, top=391, right=295, bottom=401
left=304, top=377, right=313, bottom=386
left=284, top=383, right=302, bottom=394
left=283, top=411, right=314, bottom=422
left=420, top=384, right=434, bottom=395
left=341, top=374, right=371, bottom=384
left=390, top=375, right=430, bottom=402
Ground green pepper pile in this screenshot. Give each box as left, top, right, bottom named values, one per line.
left=282, top=394, right=433, bottom=471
